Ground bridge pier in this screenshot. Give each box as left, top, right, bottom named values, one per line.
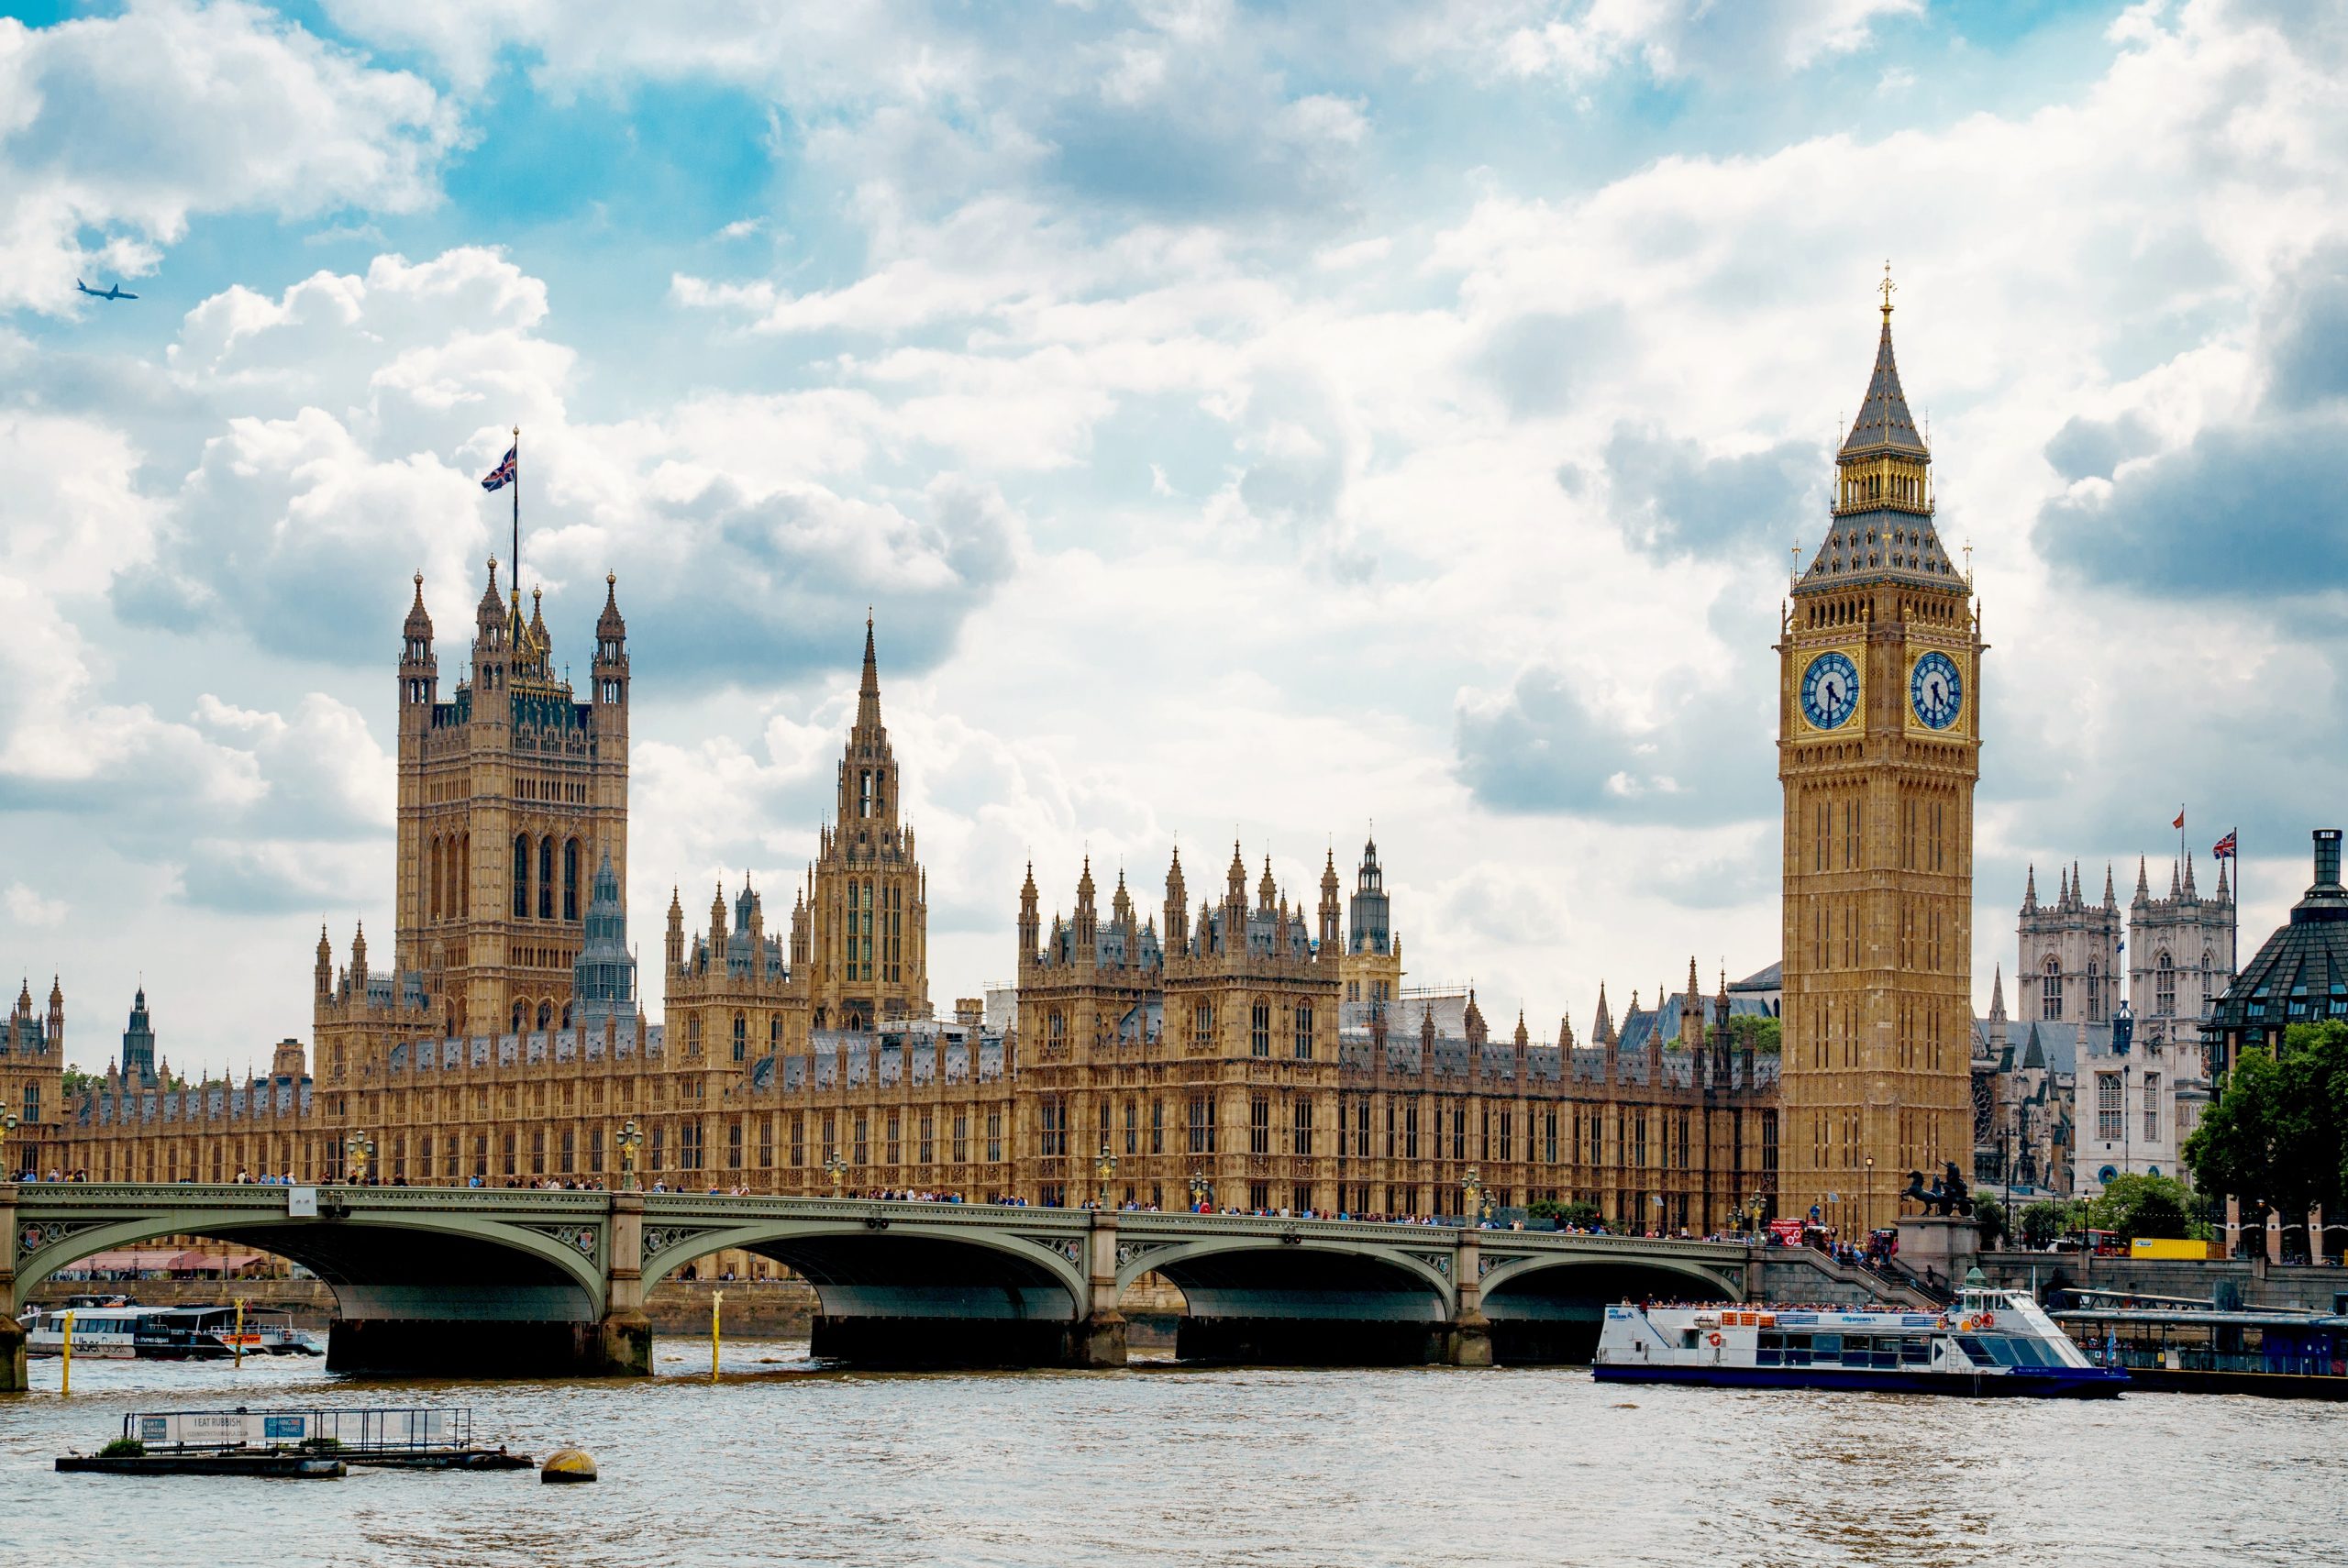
left=593, top=1191, right=653, bottom=1377
left=1443, top=1229, right=1492, bottom=1368
left=0, top=1183, right=22, bottom=1394
left=1075, top=1209, right=1127, bottom=1369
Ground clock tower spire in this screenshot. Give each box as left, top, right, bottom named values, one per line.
left=1777, top=271, right=1983, bottom=1241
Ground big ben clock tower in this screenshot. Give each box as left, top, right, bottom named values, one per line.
left=1778, top=271, right=1983, bottom=1240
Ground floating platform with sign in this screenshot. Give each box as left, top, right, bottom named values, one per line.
left=54, top=1407, right=532, bottom=1477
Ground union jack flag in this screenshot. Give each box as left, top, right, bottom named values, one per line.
left=2213, top=831, right=2237, bottom=858
left=479, top=444, right=517, bottom=491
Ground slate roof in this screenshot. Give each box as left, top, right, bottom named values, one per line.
left=1839, top=315, right=1930, bottom=459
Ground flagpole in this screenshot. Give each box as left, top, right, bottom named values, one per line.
left=511, top=425, right=520, bottom=591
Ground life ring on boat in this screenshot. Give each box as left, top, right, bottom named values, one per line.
left=1707, top=1332, right=1723, bottom=1348
left=1977, top=1311, right=1996, bottom=1329
left=1958, top=1316, right=1977, bottom=1331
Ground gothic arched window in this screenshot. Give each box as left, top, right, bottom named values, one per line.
left=2156, top=952, right=2176, bottom=1016
left=2087, top=960, right=2103, bottom=1022
left=563, top=837, right=581, bottom=922
left=733, top=1012, right=748, bottom=1063
left=2042, top=955, right=2063, bottom=1021
left=513, top=835, right=530, bottom=918
left=1294, top=1003, right=1313, bottom=1060
left=538, top=837, right=555, bottom=920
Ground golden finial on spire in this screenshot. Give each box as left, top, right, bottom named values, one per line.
left=1879, top=259, right=1896, bottom=321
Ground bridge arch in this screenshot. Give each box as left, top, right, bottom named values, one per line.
left=639, top=1215, right=1090, bottom=1360
left=1118, top=1235, right=1456, bottom=1322
left=1479, top=1251, right=1743, bottom=1305
left=10, top=1201, right=606, bottom=1321
left=1477, top=1250, right=1740, bottom=1364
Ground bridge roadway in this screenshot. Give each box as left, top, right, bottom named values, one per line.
left=2, top=1182, right=1762, bottom=1386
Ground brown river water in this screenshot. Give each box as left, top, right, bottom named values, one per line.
left=3, top=1341, right=2337, bottom=1567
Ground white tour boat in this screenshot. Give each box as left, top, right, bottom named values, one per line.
left=1593, top=1286, right=2128, bottom=1398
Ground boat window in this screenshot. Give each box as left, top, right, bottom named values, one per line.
left=1899, top=1337, right=1931, bottom=1364
left=1783, top=1332, right=1812, bottom=1366
left=1756, top=1331, right=1783, bottom=1366
left=1812, top=1333, right=1844, bottom=1364
left=1680, top=1329, right=1702, bottom=1349
left=1956, top=1336, right=1991, bottom=1363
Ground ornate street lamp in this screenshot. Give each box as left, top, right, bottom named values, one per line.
left=1863, top=1153, right=1876, bottom=1237
left=1188, top=1168, right=1210, bottom=1212
left=1461, top=1165, right=1482, bottom=1228
left=825, top=1151, right=848, bottom=1198
left=1096, top=1143, right=1118, bottom=1208
left=616, top=1120, right=644, bottom=1191
left=0, top=1109, right=20, bottom=1181
left=344, top=1132, right=376, bottom=1185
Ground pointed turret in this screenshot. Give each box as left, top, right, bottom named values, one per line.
left=2170, top=858, right=2183, bottom=899
left=2102, top=864, right=2116, bottom=910
left=2183, top=852, right=2198, bottom=899
left=857, top=613, right=882, bottom=733
left=2023, top=864, right=2039, bottom=912
left=1162, top=848, right=1186, bottom=955
left=315, top=925, right=333, bottom=1003
left=1225, top=841, right=1246, bottom=909
left=1988, top=963, right=2007, bottom=1021
left=1593, top=981, right=1614, bottom=1046
left=666, top=887, right=685, bottom=976
left=1257, top=855, right=1277, bottom=913
left=1019, top=861, right=1042, bottom=962
left=399, top=571, right=439, bottom=725
left=1556, top=1010, right=1575, bottom=1049
left=2217, top=856, right=2232, bottom=901
left=2133, top=856, right=2151, bottom=905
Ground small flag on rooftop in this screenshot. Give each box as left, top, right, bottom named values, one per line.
left=480, top=444, right=517, bottom=491
left=2172, top=808, right=2186, bottom=831
left=2213, top=831, right=2237, bottom=858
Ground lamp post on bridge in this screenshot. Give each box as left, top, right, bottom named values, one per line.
left=616, top=1120, right=643, bottom=1192
left=344, top=1132, right=375, bottom=1186
left=1096, top=1143, right=1118, bottom=1209
left=1188, top=1167, right=1210, bottom=1213
left=1461, top=1165, right=1483, bottom=1229
left=825, top=1152, right=847, bottom=1199
left=0, top=1110, right=18, bottom=1182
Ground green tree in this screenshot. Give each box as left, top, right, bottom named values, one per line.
left=1528, top=1198, right=1601, bottom=1228
left=2085, top=1173, right=2193, bottom=1242
left=1971, top=1194, right=2008, bottom=1249
left=1723, top=1014, right=1782, bottom=1055
left=2186, top=1020, right=2348, bottom=1253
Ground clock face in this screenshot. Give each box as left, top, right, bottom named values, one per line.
left=1800, top=651, right=1860, bottom=731
left=1910, top=650, right=1964, bottom=730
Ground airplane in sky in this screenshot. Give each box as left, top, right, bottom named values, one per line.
left=75, top=278, right=138, bottom=301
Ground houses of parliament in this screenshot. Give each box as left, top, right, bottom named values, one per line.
left=7, top=293, right=1981, bottom=1239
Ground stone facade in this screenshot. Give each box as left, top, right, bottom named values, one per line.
left=2018, top=863, right=2121, bottom=1024
left=1777, top=292, right=1982, bottom=1239
left=2, top=979, right=63, bottom=1176
left=54, top=498, right=1793, bottom=1233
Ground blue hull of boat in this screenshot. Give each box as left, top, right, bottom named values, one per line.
left=1593, top=1364, right=2128, bottom=1398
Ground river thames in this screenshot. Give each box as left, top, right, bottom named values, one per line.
left=4, top=1342, right=2337, bottom=1567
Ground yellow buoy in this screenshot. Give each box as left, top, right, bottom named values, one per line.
left=540, top=1448, right=598, bottom=1485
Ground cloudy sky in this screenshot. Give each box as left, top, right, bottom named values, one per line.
left=4, top=0, right=2343, bottom=1076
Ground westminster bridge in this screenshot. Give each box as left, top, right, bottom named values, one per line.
left=0, top=1183, right=1898, bottom=1387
